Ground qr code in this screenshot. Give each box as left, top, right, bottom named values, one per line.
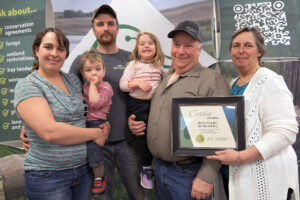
left=233, top=1, right=290, bottom=45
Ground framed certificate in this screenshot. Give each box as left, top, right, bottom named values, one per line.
left=172, top=96, right=245, bottom=156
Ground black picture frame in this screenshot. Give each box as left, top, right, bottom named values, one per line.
left=172, top=96, right=245, bottom=156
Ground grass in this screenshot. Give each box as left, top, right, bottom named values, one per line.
left=0, top=144, right=25, bottom=157
left=113, top=170, right=156, bottom=200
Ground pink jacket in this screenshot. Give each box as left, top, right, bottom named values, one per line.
left=119, top=61, right=164, bottom=97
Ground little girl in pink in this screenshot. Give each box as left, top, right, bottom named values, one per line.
left=119, top=32, right=165, bottom=190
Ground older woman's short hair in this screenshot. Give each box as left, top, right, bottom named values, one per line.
left=229, top=27, right=266, bottom=65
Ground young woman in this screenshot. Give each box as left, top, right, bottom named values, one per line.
left=14, top=28, right=108, bottom=200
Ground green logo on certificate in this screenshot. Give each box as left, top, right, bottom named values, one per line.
left=196, top=134, right=205, bottom=144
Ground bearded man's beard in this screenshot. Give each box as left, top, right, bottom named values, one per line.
left=98, top=31, right=115, bottom=46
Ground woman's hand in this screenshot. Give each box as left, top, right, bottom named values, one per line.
left=206, top=149, right=240, bottom=165
left=128, top=114, right=146, bottom=136
left=207, top=146, right=263, bottom=165
left=93, top=126, right=109, bottom=146
left=20, top=126, right=30, bottom=152
left=100, top=121, right=110, bottom=136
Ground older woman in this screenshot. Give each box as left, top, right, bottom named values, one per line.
left=207, top=27, right=299, bottom=200
left=14, top=28, right=108, bottom=200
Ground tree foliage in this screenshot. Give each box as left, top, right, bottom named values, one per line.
left=62, top=10, right=92, bottom=18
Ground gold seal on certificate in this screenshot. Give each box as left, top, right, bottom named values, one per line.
left=172, top=97, right=245, bottom=156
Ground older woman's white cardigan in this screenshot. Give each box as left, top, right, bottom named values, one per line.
left=229, top=67, right=299, bottom=200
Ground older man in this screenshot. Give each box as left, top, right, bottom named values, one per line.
left=129, top=20, right=230, bottom=200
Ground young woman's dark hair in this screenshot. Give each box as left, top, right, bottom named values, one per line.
left=31, top=28, right=69, bottom=73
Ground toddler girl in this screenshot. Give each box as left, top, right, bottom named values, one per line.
left=120, top=32, right=165, bottom=189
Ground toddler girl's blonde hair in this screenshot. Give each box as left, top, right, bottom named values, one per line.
left=130, top=32, right=165, bottom=68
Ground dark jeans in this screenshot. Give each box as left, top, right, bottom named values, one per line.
left=127, top=96, right=153, bottom=166
left=25, top=164, right=92, bottom=200
left=86, top=120, right=105, bottom=167
left=101, top=141, right=145, bottom=200
left=154, top=158, right=210, bottom=200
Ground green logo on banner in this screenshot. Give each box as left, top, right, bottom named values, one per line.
left=1, top=88, right=8, bottom=95
left=2, top=122, right=9, bottom=130
left=0, top=55, right=4, bottom=63
left=2, top=98, right=8, bottom=106
left=0, top=77, right=6, bottom=84
left=2, top=109, right=9, bottom=117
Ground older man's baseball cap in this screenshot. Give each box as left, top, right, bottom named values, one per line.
left=92, top=4, right=117, bottom=21
left=168, top=20, right=202, bottom=42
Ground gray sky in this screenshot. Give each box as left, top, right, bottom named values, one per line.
left=51, top=0, right=203, bottom=12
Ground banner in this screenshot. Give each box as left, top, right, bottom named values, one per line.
left=61, top=0, right=217, bottom=72
left=218, top=0, right=300, bottom=61
left=0, top=0, right=53, bottom=143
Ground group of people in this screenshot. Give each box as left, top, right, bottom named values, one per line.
left=15, top=4, right=299, bottom=200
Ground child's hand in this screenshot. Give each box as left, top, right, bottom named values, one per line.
left=138, top=81, right=152, bottom=93
left=90, top=75, right=100, bottom=85
left=128, top=80, right=152, bottom=92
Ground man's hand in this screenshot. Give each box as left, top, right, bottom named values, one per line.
left=20, top=126, right=30, bottom=152
left=191, top=177, right=213, bottom=200
left=93, top=121, right=110, bottom=146
left=128, top=114, right=146, bottom=136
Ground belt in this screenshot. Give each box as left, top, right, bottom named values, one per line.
left=162, top=157, right=202, bottom=166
